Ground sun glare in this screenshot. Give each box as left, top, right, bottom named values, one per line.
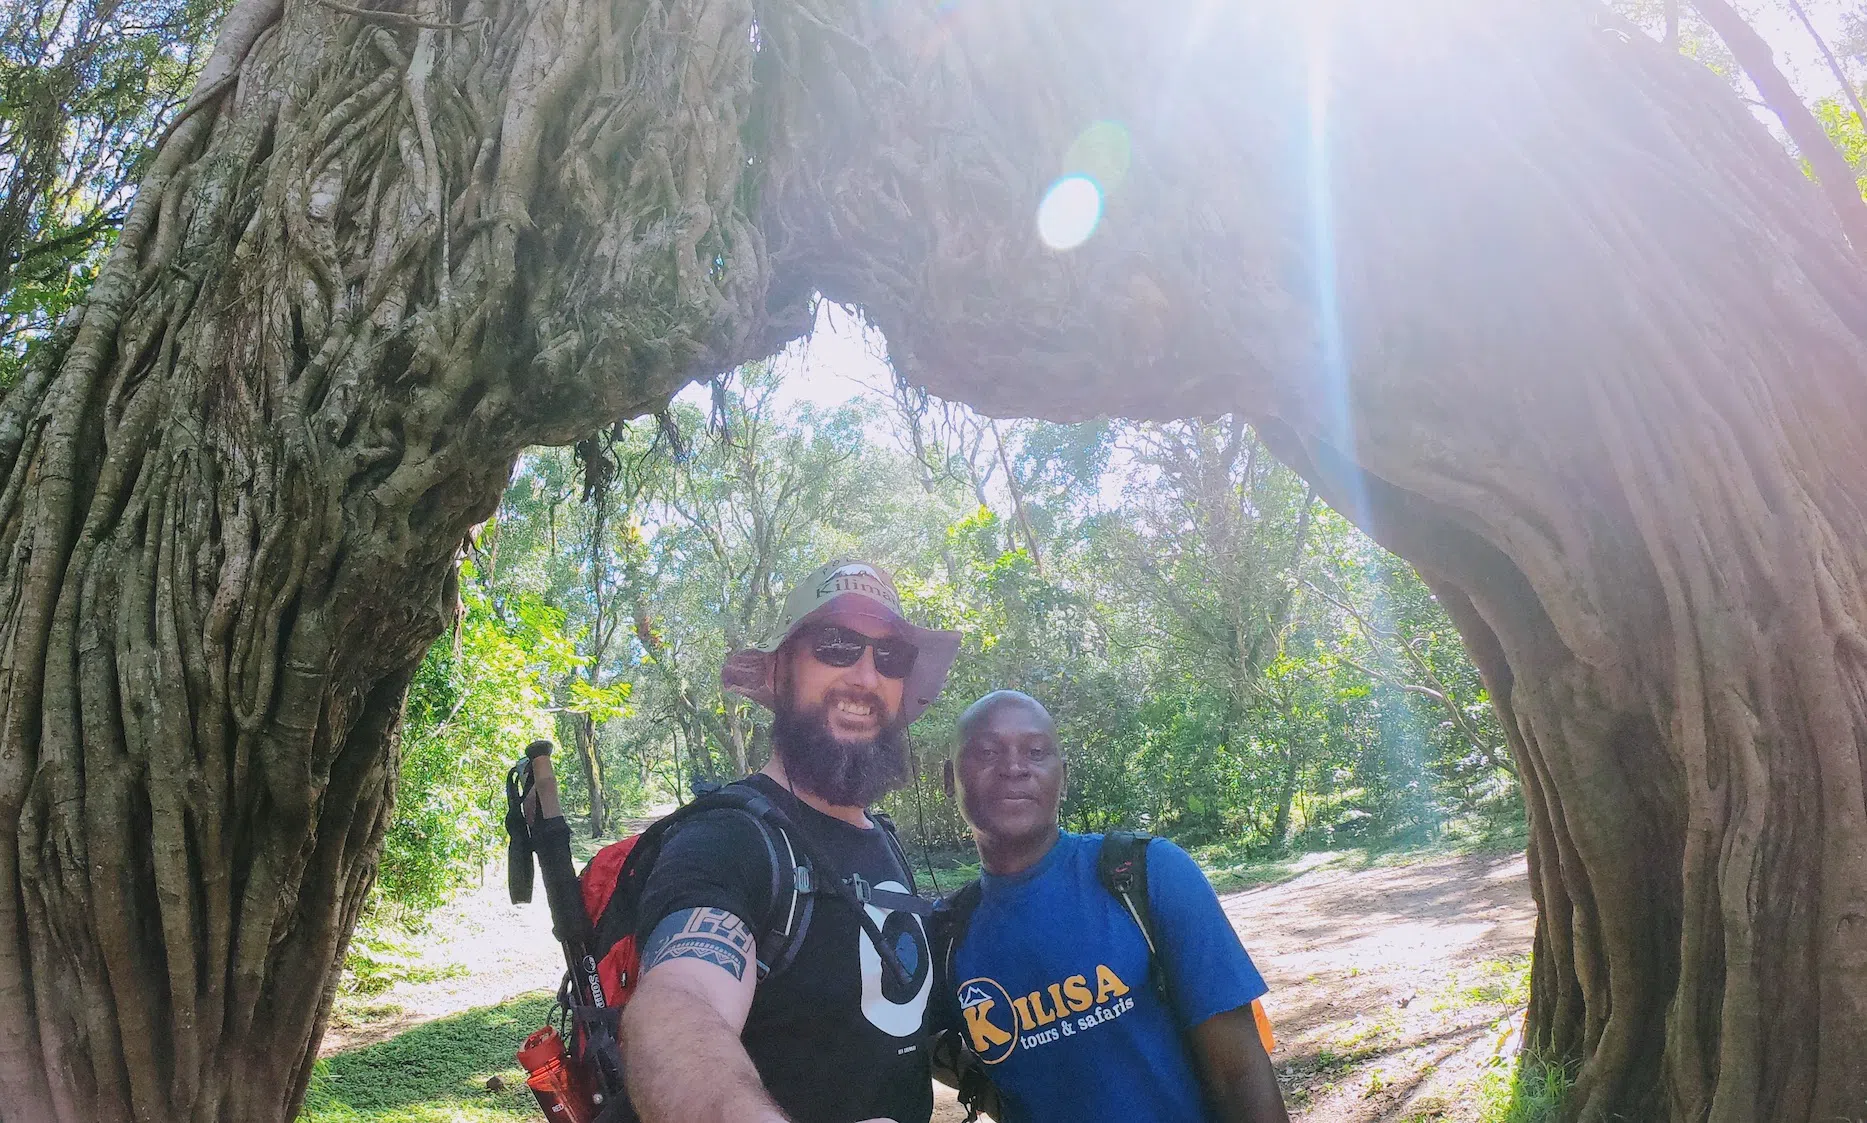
left=1037, top=121, right=1132, bottom=253
left=1037, top=174, right=1103, bottom=251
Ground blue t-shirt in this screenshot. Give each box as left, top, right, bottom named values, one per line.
left=948, top=833, right=1268, bottom=1123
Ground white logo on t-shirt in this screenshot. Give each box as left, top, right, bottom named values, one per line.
left=857, top=881, right=931, bottom=1037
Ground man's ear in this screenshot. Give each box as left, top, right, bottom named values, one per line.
left=942, top=759, right=956, bottom=801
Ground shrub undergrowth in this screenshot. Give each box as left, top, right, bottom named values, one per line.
left=1477, top=1051, right=1573, bottom=1123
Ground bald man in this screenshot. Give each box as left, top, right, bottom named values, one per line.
left=933, top=691, right=1288, bottom=1123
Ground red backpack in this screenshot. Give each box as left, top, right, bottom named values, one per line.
left=575, top=780, right=822, bottom=1007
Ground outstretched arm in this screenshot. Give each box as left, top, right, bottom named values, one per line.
left=619, top=907, right=783, bottom=1123
left=1140, top=840, right=1287, bottom=1122
left=1189, top=1007, right=1289, bottom=1123
left=621, top=907, right=901, bottom=1123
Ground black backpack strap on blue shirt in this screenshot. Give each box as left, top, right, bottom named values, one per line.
left=1096, top=831, right=1179, bottom=1017
left=930, top=880, right=992, bottom=1123
left=934, top=880, right=985, bottom=998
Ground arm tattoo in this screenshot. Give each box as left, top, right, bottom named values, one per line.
left=641, top=908, right=757, bottom=981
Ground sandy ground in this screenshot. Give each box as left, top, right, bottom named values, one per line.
left=1235, top=851, right=1536, bottom=1122
left=325, top=846, right=1534, bottom=1122
left=321, top=814, right=667, bottom=1058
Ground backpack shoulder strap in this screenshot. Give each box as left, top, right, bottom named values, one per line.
left=613, top=782, right=818, bottom=980
left=1098, top=831, right=1173, bottom=1007
left=933, top=879, right=985, bottom=984
left=861, top=809, right=935, bottom=917
left=711, top=781, right=818, bottom=977
left=931, top=879, right=1002, bottom=1123
left=1097, top=831, right=1156, bottom=944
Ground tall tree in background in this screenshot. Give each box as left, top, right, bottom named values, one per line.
left=0, top=0, right=224, bottom=386
left=1110, top=421, right=1316, bottom=809
left=619, top=372, right=948, bottom=781
left=1, top=1, right=1864, bottom=1121
left=473, top=442, right=638, bottom=836
left=1689, top=0, right=1867, bottom=247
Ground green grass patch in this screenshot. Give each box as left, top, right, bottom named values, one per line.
left=1190, top=817, right=1529, bottom=895
left=1434, top=955, right=1532, bottom=1013
left=1330, top=1012, right=1400, bottom=1051
left=302, top=993, right=554, bottom=1122
left=333, top=925, right=472, bottom=1029
left=343, top=921, right=472, bottom=997
left=1438, top=813, right=1531, bottom=857
left=915, top=862, right=981, bottom=896
left=1193, top=845, right=1360, bottom=894
left=1398, top=1094, right=1453, bottom=1121
left=1476, top=1052, right=1572, bottom=1123
left=1287, top=1044, right=1384, bottom=1080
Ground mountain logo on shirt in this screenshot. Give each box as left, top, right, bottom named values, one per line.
left=956, top=976, right=1019, bottom=1064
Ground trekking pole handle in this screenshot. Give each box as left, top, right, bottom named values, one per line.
left=525, top=740, right=564, bottom=822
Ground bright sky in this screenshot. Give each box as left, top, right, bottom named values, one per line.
left=674, top=301, right=892, bottom=415
left=670, top=300, right=1151, bottom=516
left=1754, top=2, right=1857, bottom=98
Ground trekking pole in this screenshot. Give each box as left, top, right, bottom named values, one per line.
left=511, top=739, right=627, bottom=1113
left=521, top=741, right=609, bottom=1012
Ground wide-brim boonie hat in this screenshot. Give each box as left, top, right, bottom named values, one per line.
left=721, top=560, right=961, bottom=724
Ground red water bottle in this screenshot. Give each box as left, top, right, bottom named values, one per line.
left=517, top=1026, right=600, bottom=1123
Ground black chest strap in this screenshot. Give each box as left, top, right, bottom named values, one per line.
left=1097, top=831, right=1175, bottom=1011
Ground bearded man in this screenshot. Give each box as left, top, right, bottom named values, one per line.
left=621, top=560, right=961, bottom=1123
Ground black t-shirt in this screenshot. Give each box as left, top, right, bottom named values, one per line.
left=636, top=775, right=934, bottom=1123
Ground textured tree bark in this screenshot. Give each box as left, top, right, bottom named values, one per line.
left=0, top=0, right=803, bottom=1117
left=748, top=2, right=1867, bottom=1119
left=4, top=0, right=1865, bottom=1120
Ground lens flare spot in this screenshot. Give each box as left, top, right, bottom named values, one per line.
left=1063, top=120, right=1131, bottom=193
left=1037, top=175, right=1102, bottom=251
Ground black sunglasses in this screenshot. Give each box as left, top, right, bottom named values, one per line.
left=808, top=625, right=919, bottom=679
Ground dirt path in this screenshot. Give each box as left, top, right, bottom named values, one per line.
left=326, top=845, right=1534, bottom=1122
left=321, top=816, right=665, bottom=1058
left=1235, top=850, right=1536, bottom=1122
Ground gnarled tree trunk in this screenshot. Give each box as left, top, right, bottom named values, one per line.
left=0, top=0, right=802, bottom=1117
left=3, top=0, right=1865, bottom=1120
left=752, top=1, right=1867, bottom=1119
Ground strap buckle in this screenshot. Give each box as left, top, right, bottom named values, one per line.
left=846, top=873, right=870, bottom=904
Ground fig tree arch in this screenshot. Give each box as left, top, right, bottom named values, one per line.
left=0, top=0, right=1861, bottom=1121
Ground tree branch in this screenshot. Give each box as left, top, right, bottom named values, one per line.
left=1692, top=0, right=1867, bottom=258
left=307, top=0, right=479, bottom=31
left=1786, top=0, right=1867, bottom=142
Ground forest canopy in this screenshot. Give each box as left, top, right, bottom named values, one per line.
left=365, top=359, right=1519, bottom=926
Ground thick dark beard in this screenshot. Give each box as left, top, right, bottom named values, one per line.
left=770, top=694, right=912, bottom=808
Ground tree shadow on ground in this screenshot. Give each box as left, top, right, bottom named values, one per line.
left=302, top=993, right=553, bottom=1121
left=1223, top=853, right=1534, bottom=1000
